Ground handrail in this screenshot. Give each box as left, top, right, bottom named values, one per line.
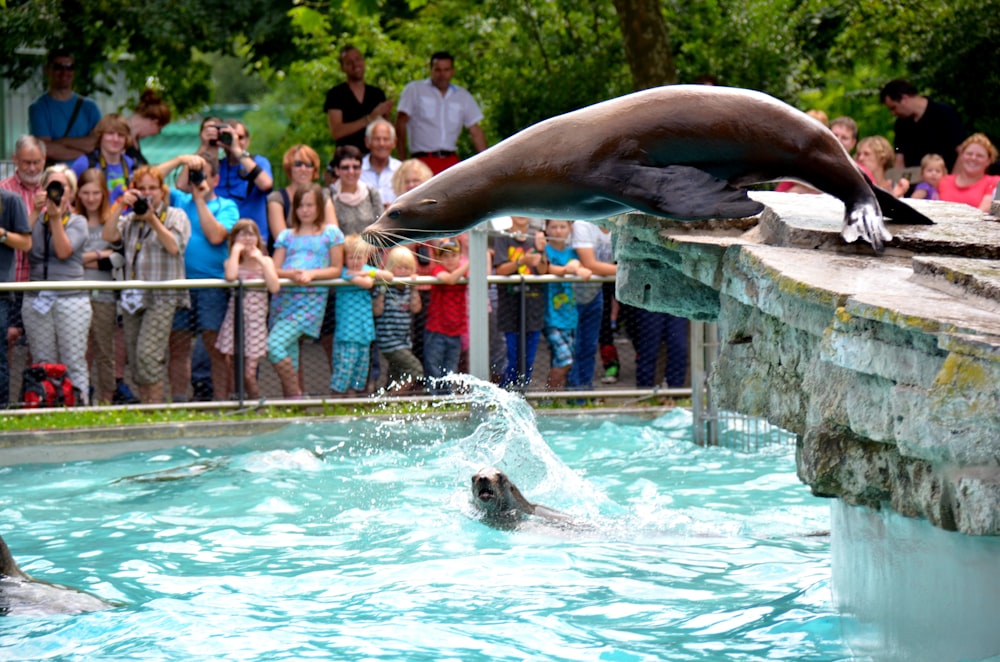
left=0, top=274, right=617, bottom=292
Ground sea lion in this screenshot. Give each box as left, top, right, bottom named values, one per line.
left=364, top=85, right=933, bottom=254
left=470, top=467, right=575, bottom=530
left=0, top=533, right=114, bottom=616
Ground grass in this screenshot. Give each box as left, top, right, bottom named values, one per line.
left=0, top=400, right=460, bottom=433
left=0, top=393, right=685, bottom=434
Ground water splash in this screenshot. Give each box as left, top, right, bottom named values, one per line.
left=438, top=374, right=613, bottom=516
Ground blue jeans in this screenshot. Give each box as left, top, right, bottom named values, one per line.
left=632, top=309, right=688, bottom=388
left=568, top=290, right=603, bottom=389
left=423, top=330, right=462, bottom=393
left=502, top=330, right=541, bottom=390
left=0, top=296, right=10, bottom=407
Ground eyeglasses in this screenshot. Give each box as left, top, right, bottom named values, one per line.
left=52, top=63, right=74, bottom=72
left=338, top=164, right=362, bottom=171
left=292, top=160, right=314, bottom=169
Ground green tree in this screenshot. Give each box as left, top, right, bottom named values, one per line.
left=0, top=0, right=296, bottom=115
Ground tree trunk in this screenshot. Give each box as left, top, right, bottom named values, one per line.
left=611, top=0, right=677, bottom=90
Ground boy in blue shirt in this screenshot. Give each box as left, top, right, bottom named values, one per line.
left=543, top=219, right=591, bottom=390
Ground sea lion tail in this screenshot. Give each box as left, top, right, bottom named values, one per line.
left=871, top=185, right=935, bottom=225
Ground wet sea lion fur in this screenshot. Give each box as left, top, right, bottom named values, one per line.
left=365, top=85, right=933, bottom=254
left=470, top=467, right=575, bottom=530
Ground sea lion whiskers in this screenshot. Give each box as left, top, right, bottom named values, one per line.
left=364, top=231, right=459, bottom=269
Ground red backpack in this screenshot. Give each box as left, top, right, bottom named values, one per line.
left=20, top=363, right=81, bottom=408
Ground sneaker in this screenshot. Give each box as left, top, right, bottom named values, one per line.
left=191, top=379, right=214, bottom=402
left=112, top=380, right=140, bottom=405
left=601, top=365, right=619, bottom=384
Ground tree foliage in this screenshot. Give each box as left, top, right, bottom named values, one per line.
left=4, top=0, right=996, bottom=166
left=0, top=0, right=296, bottom=115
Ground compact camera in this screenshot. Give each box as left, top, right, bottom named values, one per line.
left=45, top=180, right=64, bottom=205
left=210, top=124, right=233, bottom=147
left=132, top=196, right=150, bottom=216
left=189, top=169, right=207, bottom=186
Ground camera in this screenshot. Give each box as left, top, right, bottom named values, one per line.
left=132, top=196, right=150, bottom=216
left=215, top=124, right=233, bottom=147
left=46, top=180, right=64, bottom=205
left=189, top=169, right=206, bottom=186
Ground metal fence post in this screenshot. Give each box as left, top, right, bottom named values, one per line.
left=467, top=224, right=490, bottom=380
left=233, top=280, right=245, bottom=407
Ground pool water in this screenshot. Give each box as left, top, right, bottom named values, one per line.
left=0, top=379, right=850, bottom=660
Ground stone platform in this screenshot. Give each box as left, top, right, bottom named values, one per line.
left=610, top=192, right=1000, bottom=536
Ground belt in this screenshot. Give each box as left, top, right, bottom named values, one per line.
left=412, top=151, right=456, bottom=158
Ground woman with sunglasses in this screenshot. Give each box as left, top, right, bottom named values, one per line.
left=330, top=145, right=382, bottom=237
left=267, top=144, right=338, bottom=254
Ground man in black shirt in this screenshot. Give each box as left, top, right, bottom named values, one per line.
left=880, top=79, right=966, bottom=171
left=324, top=46, right=393, bottom=153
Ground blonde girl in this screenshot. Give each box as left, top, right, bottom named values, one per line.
left=216, top=220, right=280, bottom=399
left=911, top=154, right=947, bottom=201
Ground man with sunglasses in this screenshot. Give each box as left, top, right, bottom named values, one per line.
left=28, top=49, right=102, bottom=165
left=215, top=119, right=274, bottom=244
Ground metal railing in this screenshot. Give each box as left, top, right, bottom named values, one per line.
left=3, top=270, right=788, bottom=447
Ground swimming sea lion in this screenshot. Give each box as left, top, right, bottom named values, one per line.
left=0, top=533, right=114, bottom=616
left=470, top=467, right=575, bottom=530
left=364, top=85, right=933, bottom=253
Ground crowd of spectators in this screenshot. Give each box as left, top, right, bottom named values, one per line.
left=2, top=48, right=998, bottom=408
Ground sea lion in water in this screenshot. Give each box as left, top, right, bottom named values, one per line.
left=0, top=533, right=114, bottom=616
left=364, top=85, right=932, bottom=253
left=470, top=467, right=575, bottom=530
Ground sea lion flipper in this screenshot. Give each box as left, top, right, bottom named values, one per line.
left=871, top=185, right=935, bottom=225
left=622, top=165, right=765, bottom=221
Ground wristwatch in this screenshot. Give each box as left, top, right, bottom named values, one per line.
left=0, top=229, right=8, bottom=244
left=240, top=151, right=253, bottom=161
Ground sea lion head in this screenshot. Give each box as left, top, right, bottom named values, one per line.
left=365, top=189, right=472, bottom=252
left=471, top=467, right=529, bottom=516
left=364, top=163, right=496, bottom=250
left=0, top=534, right=27, bottom=579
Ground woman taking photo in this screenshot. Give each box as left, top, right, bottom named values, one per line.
left=22, top=165, right=92, bottom=404
left=103, top=166, right=190, bottom=403
left=938, top=133, right=1000, bottom=212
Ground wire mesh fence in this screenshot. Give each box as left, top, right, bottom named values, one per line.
left=1, top=273, right=694, bottom=408
left=2, top=264, right=793, bottom=452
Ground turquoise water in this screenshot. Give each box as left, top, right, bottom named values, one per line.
left=1, top=380, right=849, bottom=660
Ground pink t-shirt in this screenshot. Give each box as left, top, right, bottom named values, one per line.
left=938, top=174, right=1000, bottom=208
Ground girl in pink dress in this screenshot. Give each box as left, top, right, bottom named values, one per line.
left=215, top=220, right=280, bottom=399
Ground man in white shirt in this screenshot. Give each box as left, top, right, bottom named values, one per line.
left=360, top=119, right=402, bottom=207
left=396, top=51, right=487, bottom=174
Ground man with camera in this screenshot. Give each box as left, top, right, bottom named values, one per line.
left=213, top=119, right=274, bottom=245
left=164, top=152, right=239, bottom=402
left=0, top=136, right=49, bottom=388
left=0, top=189, right=32, bottom=408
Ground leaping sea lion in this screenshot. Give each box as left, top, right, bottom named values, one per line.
left=364, top=85, right=933, bottom=254
left=0, top=533, right=114, bottom=616
left=470, top=467, right=575, bottom=530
